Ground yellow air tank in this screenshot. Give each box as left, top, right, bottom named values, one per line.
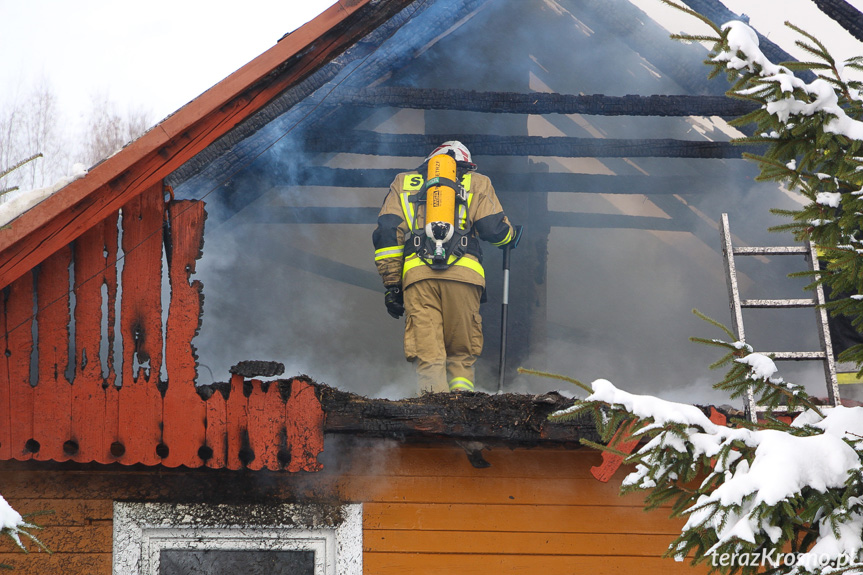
left=424, top=153, right=457, bottom=261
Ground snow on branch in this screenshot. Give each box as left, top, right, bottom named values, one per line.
left=546, top=308, right=863, bottom=574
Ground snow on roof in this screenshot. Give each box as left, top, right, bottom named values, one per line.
left=0, top=163, right=87, bottom=229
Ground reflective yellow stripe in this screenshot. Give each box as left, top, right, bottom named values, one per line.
left=400, top=192, right=416, bottom=232
left=491, top=227, right=513, bottom=247
left=402, top=253, right=485, bottom=279
left=458, top=191, right=473, bottom=230
left=375, top=246, right=404, bottom=261
left=449, top=377, right=474, bottom=391
left=837, top=371, right=863, bottom=384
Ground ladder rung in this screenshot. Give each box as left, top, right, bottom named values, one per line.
left=764, top=351, right=827, bottom=360
left=741, top=298, right=815, bottom=308
left=733, top=246, right=809, bottom=255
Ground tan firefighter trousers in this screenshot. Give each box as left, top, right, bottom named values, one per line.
left=403, top=278, right=484, bottom=394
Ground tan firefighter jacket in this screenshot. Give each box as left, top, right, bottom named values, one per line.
left=373, top=169, right=514, bottom=290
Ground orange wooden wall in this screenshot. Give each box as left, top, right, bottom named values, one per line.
left=0, top=445, right=708, bottom=574
left=0, top=182, right=323, bottom=472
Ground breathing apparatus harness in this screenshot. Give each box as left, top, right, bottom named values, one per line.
left=405, top=153, right=478, bottom=271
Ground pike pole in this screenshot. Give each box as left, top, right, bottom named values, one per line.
left=497, top=240, right=512, bottom=393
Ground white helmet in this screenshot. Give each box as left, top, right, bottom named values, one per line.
left=425, top=140, right=472, bottom=164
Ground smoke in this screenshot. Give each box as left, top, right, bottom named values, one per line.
left=167, top=0, right=839, bottom=407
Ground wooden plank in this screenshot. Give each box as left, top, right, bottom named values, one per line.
left=319, top=387, right=591, bottom=446
left=280, top=168, right=750, bottom=195
left=246, top=380, right=279, bottom=471
left=71, top=218, right=118, bottom=464
left=0, top=552, right=110, bottom=575
left=363, top=502, right=687, bottom=535
left=101, top=215, right=121, bottom=461
left=0, top=287, right=10, bottom=460
left=205, top=387, right=228, bottom=469
left=117, top=184, right=164, bottom=466
left=814, top=0, right=863, bottom=42
left=6, top=272, right=34, bottom=461
left=363, top=552, right=707, bottom=575
left=0, top=524, right=111, bottom=554
left=162, top=200, right=206, bottom=468
left=303, top=131, right=761, bottom=159
left=365, top=530, right=680, bottom=557
left=33, top=246, right=73, bottom=463
left=0, top=466, right=341, bottom=500
left=284, top=378, right=324, bottom=472
left=225, top=373, right=249, bottom=470
left=4, top=498, right=112, bottom=526
left=339, top=475, right=649, bottom=507
left=343, top=88, right=758, bottom=117
left=331, top=444, right=602, bottom=479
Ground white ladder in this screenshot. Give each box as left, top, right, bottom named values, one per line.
left=720, top=213, right=841, bottom=422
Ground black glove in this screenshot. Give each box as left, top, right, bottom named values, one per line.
left=384, top=285, right=404, bottom=319
left=500, top=224, right=523, bottom=250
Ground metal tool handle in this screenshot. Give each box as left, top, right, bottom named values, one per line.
left=497, top=242, right=512, bottom=393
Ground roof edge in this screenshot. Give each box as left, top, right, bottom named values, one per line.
left=0, top=0, right=387, bottom=290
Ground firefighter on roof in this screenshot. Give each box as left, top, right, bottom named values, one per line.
left=373, top=141, right=521, bottom=393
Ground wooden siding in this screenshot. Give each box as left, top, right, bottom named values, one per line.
left=0, top=184, right=324, bottom=471
left=0, top=445, right=708, bottom=574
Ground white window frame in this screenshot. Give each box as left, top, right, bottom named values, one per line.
left=113, top=502, right=362, bottom=575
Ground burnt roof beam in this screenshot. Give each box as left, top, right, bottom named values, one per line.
left=812, top=0, right=863, bottom=43
left=679, top=0, right=816, bottom=83
left=340, top=88, right=758, bottom=117
left=244, top=207, right=691, bottom=232
left=302, top=131, right=762, bottom=159
left=282, top=168, right=749, bottom=195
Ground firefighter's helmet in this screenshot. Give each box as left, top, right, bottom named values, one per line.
left=425, top=141, right=472, bottom=164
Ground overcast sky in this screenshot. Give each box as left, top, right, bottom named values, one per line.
left=0, top=1, right=336, bottom=127
left=3, top=0, right=863, bottom=134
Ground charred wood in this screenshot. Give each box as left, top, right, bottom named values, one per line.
left=230, top=361, right=286, bottom=378
left=316, top=384, right=597, bottom=447
left=679, top=0, right=816, bottom=83
left=290, top=168, right=746, bottom=195
left=303, top=131, right=761, bottom=159
left=250, top=208, right=689, bottom=232
left=813, top=0, right=863, bottom=42
left=341, top=88, right=758, bottom=117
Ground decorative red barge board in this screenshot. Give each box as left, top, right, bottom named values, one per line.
left=0, top=182, right=323, bottom=472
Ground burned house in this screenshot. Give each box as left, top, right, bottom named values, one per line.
left=0, top=0, right=858, bottom=573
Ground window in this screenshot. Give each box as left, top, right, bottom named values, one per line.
left=113, top=502, right=362, bottom=575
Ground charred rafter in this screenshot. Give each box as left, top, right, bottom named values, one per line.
left=679, top=0, right=816, bottom=83
left=245, top=208, right=688, bottom=231
left=340, top=88, right=758, bottom=117
left=302, top=131, right=761, bottom=159
left=316, top=384, right=597, bottom=446
left=283, top=168, right=743, bottom=195
left=813, top=0, right=863, bottom=43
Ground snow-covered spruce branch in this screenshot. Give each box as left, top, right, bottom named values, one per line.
left=550, top=380, right=863, bottom=574
left=540, top=307, right=863, bottom=574
left=663, top=0, right=863, bottom=371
